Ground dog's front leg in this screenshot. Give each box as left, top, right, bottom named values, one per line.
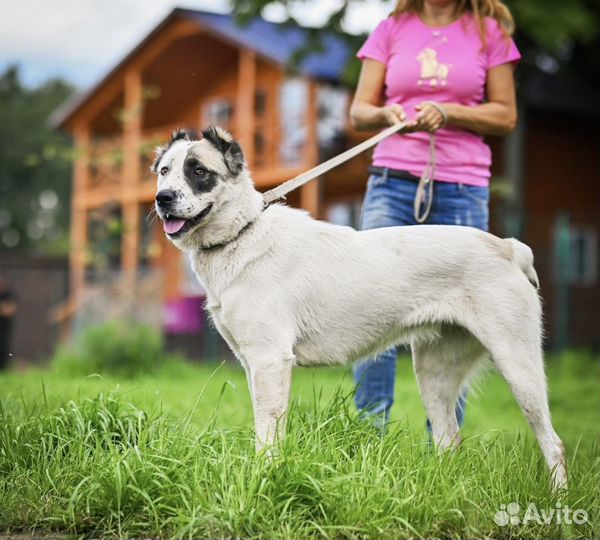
left=244, top=352, right=294, bottom=453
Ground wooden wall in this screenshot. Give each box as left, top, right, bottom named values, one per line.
left=0, top=254, right=69, bottom=362
left=523, top=111, right=599, bottom=349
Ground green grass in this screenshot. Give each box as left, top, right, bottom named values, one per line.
left=0, top=352, right=598, bottom=539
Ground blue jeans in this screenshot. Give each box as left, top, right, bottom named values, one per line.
left=353, top=171, right=490, bottom=430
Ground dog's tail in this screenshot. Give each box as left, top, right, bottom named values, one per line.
left=507, top=238, right=539, bottom=289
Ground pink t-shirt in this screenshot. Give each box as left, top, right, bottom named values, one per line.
left=357, top=13, right=521, bottom=186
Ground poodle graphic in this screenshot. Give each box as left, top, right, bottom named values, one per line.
left=417, top=47, right=451, bottom=87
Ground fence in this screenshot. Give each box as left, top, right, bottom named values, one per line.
left=0, top=253, right=68, bottom=362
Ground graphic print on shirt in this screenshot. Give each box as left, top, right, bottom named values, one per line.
left=417, top=40, right=451, bottom=88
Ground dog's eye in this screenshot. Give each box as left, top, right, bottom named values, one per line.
left=160, top=167, right=168, bottom=175
left=195, top=167, right=206, bottom=176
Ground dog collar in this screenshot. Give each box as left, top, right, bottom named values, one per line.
left=198, top=211, right=262, bottom=252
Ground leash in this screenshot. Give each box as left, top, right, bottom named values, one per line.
left=413, top=102, right=446, bottom=223
left=413, top=134, right=436, bottom=223
left=262, top=121, right=439, bottom=224
left=262, top=122, right=410, bottom=205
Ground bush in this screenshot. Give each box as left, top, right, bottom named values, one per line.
left=52, top=322, right=170, bottom=378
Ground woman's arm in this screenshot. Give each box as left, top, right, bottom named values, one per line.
left=416, top=63, right=518, bottom=136
left=349, top=59, right=408, bottom=131
left=445, top=63, right=517, bottom=135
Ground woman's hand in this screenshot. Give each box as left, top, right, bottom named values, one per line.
left=376, top=104, right=407, bottom=126
left=413, top=102, right=447, bottom=132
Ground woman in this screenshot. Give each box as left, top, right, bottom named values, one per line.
left=350, top=0, right=520, bottom=430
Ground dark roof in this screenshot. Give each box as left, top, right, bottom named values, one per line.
left=52, top=7, right=352, bottom=128
left=184, top=9, right=351, bottom=81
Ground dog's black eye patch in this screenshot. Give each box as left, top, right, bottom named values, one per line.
left=183, top=155, right=218, bottom=194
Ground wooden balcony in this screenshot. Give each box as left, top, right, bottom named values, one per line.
left=58, top=10, right=334, bottom=335
left=78, top=123, right=316, bottom=210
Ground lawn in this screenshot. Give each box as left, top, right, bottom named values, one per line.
left=0, top=350, right=598, bottom=539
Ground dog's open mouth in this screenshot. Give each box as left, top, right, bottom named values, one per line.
left=162, top=204, right=213, bottom=237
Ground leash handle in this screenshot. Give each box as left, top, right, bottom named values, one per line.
left=262, top=122, right=410, bottom=205
left=413, top=133, right=436, bottom=223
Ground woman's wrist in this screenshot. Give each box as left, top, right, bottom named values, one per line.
left=441, top=103, right=460, bottom=126
left=351, top=104, right=397, bottom=131
left=374, top=106, right=393, bottom=129
left=351, top=104, right=379, bottom=130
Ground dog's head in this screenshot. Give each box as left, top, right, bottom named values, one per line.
left=152, top=126, right=250, bottom=250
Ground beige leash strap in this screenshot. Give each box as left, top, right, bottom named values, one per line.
left=413, top=133, right=436, bottom=223
left=262, top=122, right=409, bottom=205
left=413, top=102, right=446, bottom=223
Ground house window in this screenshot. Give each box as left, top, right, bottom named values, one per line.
left=254, top=90, right=266, bottom=117
left=203, top=99, right=234, bottom=129
left=254, top=131, right=266, bottom=167
left=254, top=89, right=268, bottom=168
left=317, top=84, right=349, bottom=159
left=327, top=199, right=363, bottom=229
left=279, top=78, right=308, bottom=166
left=139, top=203, right=159, bottom=272
left=86, top=204, right=123, bottom=282
left=567, top=227, right=597, bottom=286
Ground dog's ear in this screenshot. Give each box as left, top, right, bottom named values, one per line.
left=201, top=126, right=245, bottom=176
left=151, top=128, right=198, bottom=174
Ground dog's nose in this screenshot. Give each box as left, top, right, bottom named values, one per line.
left=155, top=189, right=175, bottom=207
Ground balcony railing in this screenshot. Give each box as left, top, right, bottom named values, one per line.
left=86, top=127, right=176, bottom=192
left=88, top=135, right=124, bottom=190
left=83, top=120, right=315, bottom=195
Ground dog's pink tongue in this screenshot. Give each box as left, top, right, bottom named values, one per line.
left=164, top=218, right=186, bottom=234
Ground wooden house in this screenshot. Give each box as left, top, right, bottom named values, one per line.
left=53, top=8, right=598, bottom=352
left=52, top=8, right=369, bottom=348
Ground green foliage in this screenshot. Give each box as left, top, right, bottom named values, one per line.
left=0, top=65, right=75, bottom=253
left=231, top=0, right=600, bottom=87
left=0, top=351, right=598, bottom=538
left=51, top=322, right=175, bottom=378
left=507, top=0, right=599, bottom=51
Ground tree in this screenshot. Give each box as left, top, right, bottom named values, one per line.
left=0, top=66, right=75, bottom=253
left=231, top=0, right=600, bottom=88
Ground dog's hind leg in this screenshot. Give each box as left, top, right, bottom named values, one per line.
left=412, top=326, right=484, bottom=449
left=482, top=337, right=567, bottom=489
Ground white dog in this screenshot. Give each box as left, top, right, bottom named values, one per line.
left=152, top=127, right=567, bottom=489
